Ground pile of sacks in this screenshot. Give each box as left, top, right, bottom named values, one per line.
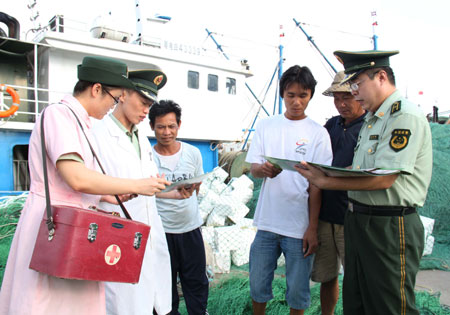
left=197, top=168, right=436, bottom=275
left=198, top=167, right=257, bottom=273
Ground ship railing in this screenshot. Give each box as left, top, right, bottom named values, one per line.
left=0, top=83, right=67, bottom=128
left=30, top=15, right=90, bottom=41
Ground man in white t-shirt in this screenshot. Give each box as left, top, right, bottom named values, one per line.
left=246, top=65, right=332, bottom=315
left=150, top=100, right=208, bottom=315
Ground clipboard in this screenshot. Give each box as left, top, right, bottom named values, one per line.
left=264, top=156, right=400, bottom=177
left=161, top=172, right=213, bottom=192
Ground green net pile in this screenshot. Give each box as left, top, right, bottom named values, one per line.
left=0, top=194, right=27, bottom=284
left=178, top=275, right=450, bottom=314
left=418, top=123, right=450, bottom=271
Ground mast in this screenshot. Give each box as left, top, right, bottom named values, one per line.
left=277, top=25, right=284, bottom=114
left=371, top=11, right=378, bottom=50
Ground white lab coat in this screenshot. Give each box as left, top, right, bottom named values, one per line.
left=91, top=115, right=172, bottom=315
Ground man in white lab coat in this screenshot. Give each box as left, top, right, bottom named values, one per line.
left=92, top=69, right=187, bottom=315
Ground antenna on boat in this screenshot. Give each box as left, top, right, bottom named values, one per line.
left=292, top=18, right=337, bottom=74
left=205, top=29, right=280, bottom=151
left=134, top=0, right=171, bottom=46
left=26, top=0, right=42, bottom=36
left=204, top=29, right=271, bottom=116
left=135, top=0, right=143, bottom=45
left=205, top=29, right=229, bottom=60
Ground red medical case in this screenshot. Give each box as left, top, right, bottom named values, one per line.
left=29, top=205, right=150, bottom=283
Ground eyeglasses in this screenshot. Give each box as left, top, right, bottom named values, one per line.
left=102, top=88, right=120, bottom=106
left=350, top=70, right=381, bottom=91
left=349, top=79, right=366, bottom=92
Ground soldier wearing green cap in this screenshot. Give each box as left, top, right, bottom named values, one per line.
left=0, top=56, right=171, bottom=315
left=91, top=68, right=191, bottom=315
left=296, top=50, right=432, bottom=315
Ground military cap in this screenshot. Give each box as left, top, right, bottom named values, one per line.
left=77, top=56, right=135, bottom=89
left=129, top=69, right=167, bottom=102
left=322, top=71, right=351, bottom=96
left=334, top=50, right=399, bottom=83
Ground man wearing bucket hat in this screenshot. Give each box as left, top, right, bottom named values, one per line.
left=92, top=68, right=179, bottom=315
left=311, top=71, right=366, bottom=315
left=0, top=56, right=170, bottom=315
left=296, top=50, right=432, bottom=315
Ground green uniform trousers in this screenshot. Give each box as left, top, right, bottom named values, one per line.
left=343, top=210, right=424, bottom=315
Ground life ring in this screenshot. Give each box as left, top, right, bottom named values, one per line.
left=0, top=84, right=20, bottom=118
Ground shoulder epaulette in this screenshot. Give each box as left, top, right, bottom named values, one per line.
left=390, top=101, right=401, bottom=114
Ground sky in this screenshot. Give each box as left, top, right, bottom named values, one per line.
left=6, top=0, right=450, bottom=124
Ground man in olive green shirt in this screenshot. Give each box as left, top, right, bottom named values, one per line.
left=296, top=50, right=432, bottom=315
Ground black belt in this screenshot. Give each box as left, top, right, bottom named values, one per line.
left=348, top=199, right=416, bottom=216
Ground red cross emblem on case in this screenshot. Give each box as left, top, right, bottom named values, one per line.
left=105, top=244, right=121, bottom=265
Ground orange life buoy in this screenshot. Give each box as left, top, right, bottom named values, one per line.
left=0, top=84, right=20, bottom=118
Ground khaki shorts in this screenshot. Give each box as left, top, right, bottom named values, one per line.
left=311, top=220, right=345, bottom=283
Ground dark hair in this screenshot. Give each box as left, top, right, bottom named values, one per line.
left=365, top=67, right=396, bottom=85
left=149, top=99, right=182, bottom=127
left=72, top=81, right=117, bottom=96
left=280, top=65, right=317, bottom=99
left=73, top=80, right=95, bottom=96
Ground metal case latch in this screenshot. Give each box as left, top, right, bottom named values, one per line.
left=134, top=232, right=143, bottom=249
left=87, top=223, right=98, bottom=242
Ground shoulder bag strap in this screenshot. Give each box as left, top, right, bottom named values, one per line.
left=62, top=105, right=133, bottom=220
left=40, top=108, right=56, bottom=238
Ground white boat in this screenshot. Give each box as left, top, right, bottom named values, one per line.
left=0, top=3, right=256, bottom=195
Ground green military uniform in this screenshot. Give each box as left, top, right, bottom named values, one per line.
left=334, top=50, right=433, bottom=315
left=349, top=90, right=432, bottom=206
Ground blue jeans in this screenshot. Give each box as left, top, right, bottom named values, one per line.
left=249, top=230, right=314, bottom=310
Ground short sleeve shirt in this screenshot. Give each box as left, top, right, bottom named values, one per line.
left=29, top=95, right=101, bottom=208
left=246, top=114, right=333, bottom=239
left=153, top=142, right=204, bottom=233
left=320, top=113, right=366, bottom=224
left=348, top=90, right=432, bottom=207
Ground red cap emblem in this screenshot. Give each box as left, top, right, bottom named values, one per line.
left=154, top=75, right=163, bottom=86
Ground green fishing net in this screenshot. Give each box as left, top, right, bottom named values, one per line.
left=178, top=275, right=450, bottom=314
left=0, top=194, right=27, bottom=284
left=418, top=123, right=450, bottom=271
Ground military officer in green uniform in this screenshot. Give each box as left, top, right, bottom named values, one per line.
left=296, top=50, right=432, bottom=315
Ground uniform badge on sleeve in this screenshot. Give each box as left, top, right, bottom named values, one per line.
left=389, top=129, right=411, bottom=152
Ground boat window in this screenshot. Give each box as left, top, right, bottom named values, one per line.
left=13, top=145, right=30, bottom=191
left=188, top=71, right=199, bottom=89
left=208, top=74, right=218, bottom=92
left=226, top=77, right=236, bottom=95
